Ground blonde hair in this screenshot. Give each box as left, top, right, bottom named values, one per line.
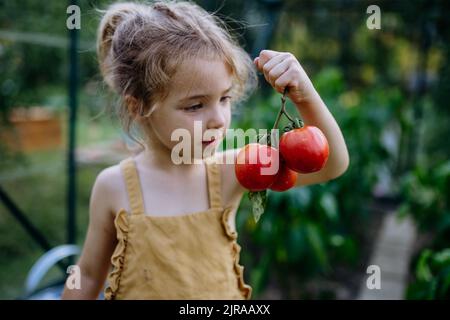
left=96, top=0, right=258, bottom=142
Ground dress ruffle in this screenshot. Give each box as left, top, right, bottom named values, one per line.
left=221, top=207, right=252, bottom=300
left=104, top=209, right=129, bottom=300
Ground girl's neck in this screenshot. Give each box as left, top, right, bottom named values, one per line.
left=138, top=135, right=202, bottom=175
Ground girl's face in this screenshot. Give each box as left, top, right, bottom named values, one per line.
left=144, top=57, right=233, bottom=161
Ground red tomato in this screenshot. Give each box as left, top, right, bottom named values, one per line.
left=269, top=159, right=298, bottom=192
left=279, top=126, right=329, bottom=173
left=234, top=143, right=280, bottom=192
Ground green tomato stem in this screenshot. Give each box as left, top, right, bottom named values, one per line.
left=273, top=88, right=296, bottom=132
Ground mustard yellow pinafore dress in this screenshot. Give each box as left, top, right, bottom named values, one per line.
left=104, top=157, right=252, bottom=300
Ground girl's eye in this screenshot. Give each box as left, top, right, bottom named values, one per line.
left=221, top=96, right=232, bottom=103
left=183, top=97, right=231, bottom=112
left=184, top=104, right=203, bottom=112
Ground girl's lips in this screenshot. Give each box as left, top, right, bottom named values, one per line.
left=202, top=138, right=217, bottom=145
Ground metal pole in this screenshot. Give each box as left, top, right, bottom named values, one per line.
left=0, top=185, right=70, bottom=274
left=67, top=0, right=79, bottom=247
left=0, top=185, right=52, bottom=252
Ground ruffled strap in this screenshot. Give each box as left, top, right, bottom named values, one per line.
left=120, top=158, right=145, bottom=216
left=221, top=206, right=253, bottom=300
left=104, top=210, right=129, bottom=300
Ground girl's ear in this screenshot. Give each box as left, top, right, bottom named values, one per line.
left=124, top=95, right=140, bottom=117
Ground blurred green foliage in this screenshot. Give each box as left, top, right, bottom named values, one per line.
left=407, top=248, right=450, bottom=299
left=399, top=161, right=450, bottom=299
left=1, top=0, right=449, bottom=299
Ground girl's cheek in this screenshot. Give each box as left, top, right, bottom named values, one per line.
left=224, top=109, right=232, bottom=129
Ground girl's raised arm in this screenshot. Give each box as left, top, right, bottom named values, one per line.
left=254, top=50, right=349, bottom=186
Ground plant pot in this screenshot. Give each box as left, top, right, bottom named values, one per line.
left=1, top=107, right=63, bottom=152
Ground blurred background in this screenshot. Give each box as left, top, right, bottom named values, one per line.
left=0, top=0, right=449, bottom=300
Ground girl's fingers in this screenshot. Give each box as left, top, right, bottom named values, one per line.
left=254, top=57, right=260, bottom=68
left=261, top=52, right=286, bottom=72
left=263, top=54, right=287, bottom=86
left=266, top=58, right=291, bottom=84
left=273, top=66, right=299, bottom=94
left=256, top=50, right=279, bottom=68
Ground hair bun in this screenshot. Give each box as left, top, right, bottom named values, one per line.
left=97, top=2, right=149, bottom=92
left=97, top=3, right=144, bottom=65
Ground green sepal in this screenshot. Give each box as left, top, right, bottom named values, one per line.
left=248, top=190, right=268, bottom=223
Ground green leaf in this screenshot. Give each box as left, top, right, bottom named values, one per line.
left=329, top=234, right=345, bottom=247
left=319, top=192, right=339, bottom=223
left=287, top=224, right=306, bottom=262
left=438, top=266, right=450, bottom=297
left=433, top=249, right=450, bottom=266
left=416, top=250, right=433, bottom=282
left=248, top=190, right=268, bottom=223
left=291, top=187, right=312, bottom=212
left=250, top=254, right=271, bottom=294
left=305, top=223, right=329, bottom=270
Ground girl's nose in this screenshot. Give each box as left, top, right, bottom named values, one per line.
left=206, top=104, right=226, bottom=130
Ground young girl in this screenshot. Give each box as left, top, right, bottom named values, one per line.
left=62, top=0, right=349, bottom=300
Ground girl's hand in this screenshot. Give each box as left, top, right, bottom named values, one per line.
left=254, top=50, right=315, bottom=105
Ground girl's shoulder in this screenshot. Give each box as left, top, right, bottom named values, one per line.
left=91, top=163, right=127, bottom=214
left=95, top=163, right=123, bottom=191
